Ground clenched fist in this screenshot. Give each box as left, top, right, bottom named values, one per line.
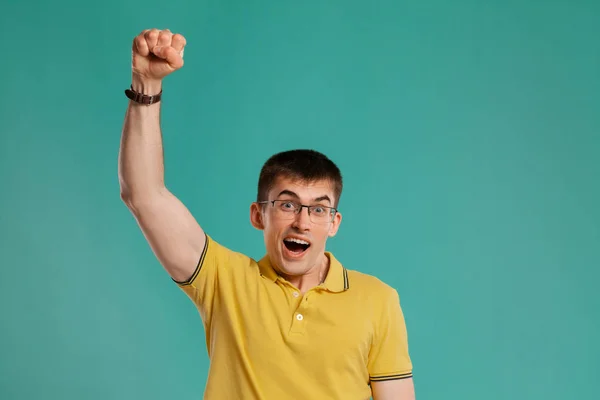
left=131, top=28, right=186, bottom=85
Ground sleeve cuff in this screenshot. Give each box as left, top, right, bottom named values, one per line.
left=370, top=372, right=413, bottom=382
left=172, top=233, right=209, bottom=286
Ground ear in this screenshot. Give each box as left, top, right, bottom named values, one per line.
left=328, top=211, right=342, bottom=237
left=250, top=202, right=265, bottom=230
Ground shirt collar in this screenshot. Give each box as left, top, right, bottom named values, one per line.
left=258, top=252, right=349, bottom=293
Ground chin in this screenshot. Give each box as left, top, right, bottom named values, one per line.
left=276, top=249, right=311, bottom=274
left=277, top=260, right=311, bottom=277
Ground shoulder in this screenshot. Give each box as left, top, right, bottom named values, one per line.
left=188, top=233, right=260, bottom=282
left=346, top=269, right=400, bottom=302
left=206, top=234, right=255, bottom=264
left=346, top=268, right=396, bottom=292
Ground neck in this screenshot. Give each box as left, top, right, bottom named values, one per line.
left=285, top=254, right=330, bottom=294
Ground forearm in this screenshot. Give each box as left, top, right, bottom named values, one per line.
left=118, top=76, right=165, bottom=203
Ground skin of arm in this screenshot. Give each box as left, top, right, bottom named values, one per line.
left=371, top=378, right=416, bottom=400
left=118, top=28, right=205, bottom=282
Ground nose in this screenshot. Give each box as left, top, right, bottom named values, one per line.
left=292, top=206, right=312, bottom=231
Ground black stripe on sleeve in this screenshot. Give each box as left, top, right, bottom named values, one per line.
left=343, top=267, right=349, bottom=290
left=172, top=233, right=209, bottom=286
left=370, top=372, right=413, bottom=382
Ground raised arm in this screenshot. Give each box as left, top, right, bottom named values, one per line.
left=119, top=28, right=205, bottom=282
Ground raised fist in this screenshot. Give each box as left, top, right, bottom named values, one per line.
left=131, top=28, right=186, bottom=82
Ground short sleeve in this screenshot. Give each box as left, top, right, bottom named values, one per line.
left=367, top=288, right=413, bottom=382
left=172, top=234, right=234, bottom=323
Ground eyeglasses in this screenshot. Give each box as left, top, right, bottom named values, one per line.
left=257, top=200, right=337, bottom=224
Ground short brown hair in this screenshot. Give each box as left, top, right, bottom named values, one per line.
left=257, top=149, right=343, bottom=207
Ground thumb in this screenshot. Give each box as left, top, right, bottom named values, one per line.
left=153, top=46, right=184, bottom=69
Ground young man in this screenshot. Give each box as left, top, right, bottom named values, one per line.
left=119, top=28, right=415, bottom=400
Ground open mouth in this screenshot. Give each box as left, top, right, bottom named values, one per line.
left=283, top=237, right=311, bottom=255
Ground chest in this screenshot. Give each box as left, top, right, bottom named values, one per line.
left=215, top=279, right=374, bottom=372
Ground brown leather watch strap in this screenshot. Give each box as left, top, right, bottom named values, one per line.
left=124, top=85, right=162, bottom=105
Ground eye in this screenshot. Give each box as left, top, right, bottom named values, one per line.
left=312, top=206, right=326, bottom=214
left=281, top=201, right=296, bottom=210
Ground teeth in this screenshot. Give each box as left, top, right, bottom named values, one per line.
left=284, top=238, right=310, bottom=245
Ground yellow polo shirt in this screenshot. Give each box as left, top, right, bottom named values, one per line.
left=175, top=234, right=413, bottom=399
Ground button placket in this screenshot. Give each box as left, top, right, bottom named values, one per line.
left=289, top=289, right=317, bottom=335
left=290, top=308, right=306, bottom=334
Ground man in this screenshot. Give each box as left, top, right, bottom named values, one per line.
left=119, top=28, right=415, bottom=400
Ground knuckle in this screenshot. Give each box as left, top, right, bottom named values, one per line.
left=173, top=33, right=186, bottom=45
left=134, top=36, right=146, bottom=47
left=158, top=30, right=172, bottom=41
left=145, top=29, right=159, bottom=40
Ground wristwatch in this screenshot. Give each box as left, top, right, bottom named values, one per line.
left=124, top=85, right=162, bottom=105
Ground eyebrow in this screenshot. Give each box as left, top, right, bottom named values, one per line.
left=277, top=190, right=332, bottom=204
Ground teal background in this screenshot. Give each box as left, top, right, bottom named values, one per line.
left=1, top=0, right=598, bottom=399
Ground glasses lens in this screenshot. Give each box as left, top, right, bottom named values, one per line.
left=270, top=201, right=334, bottom=223
left=309, top=206, right=333, bottom=224
left=274, top=201, right=298, bottom=218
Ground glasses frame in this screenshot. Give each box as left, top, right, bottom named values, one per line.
left=257, top=200, right=338, bottom=223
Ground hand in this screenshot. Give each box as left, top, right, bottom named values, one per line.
left=131, top=28, right=186, bottom=90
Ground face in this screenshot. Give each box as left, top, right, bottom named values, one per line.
left=250, top=176, right=343, bottom=278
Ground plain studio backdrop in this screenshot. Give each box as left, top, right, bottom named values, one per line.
left=1, top=0, right=598, bottom=399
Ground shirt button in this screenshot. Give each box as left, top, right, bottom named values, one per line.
left=292, top=292, right=299, bottom=297
left=296, top=313, right=304, bottom=321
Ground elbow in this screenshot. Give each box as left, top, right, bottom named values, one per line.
left=120, top=189, right=137, bottom=213
left=119, top=181, right=139, bottom=211
left=119, top=185, right=167, bottom=214
left=120, top=189, right=132, bottom=206
left=119, top=180, right=132, bottom=204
